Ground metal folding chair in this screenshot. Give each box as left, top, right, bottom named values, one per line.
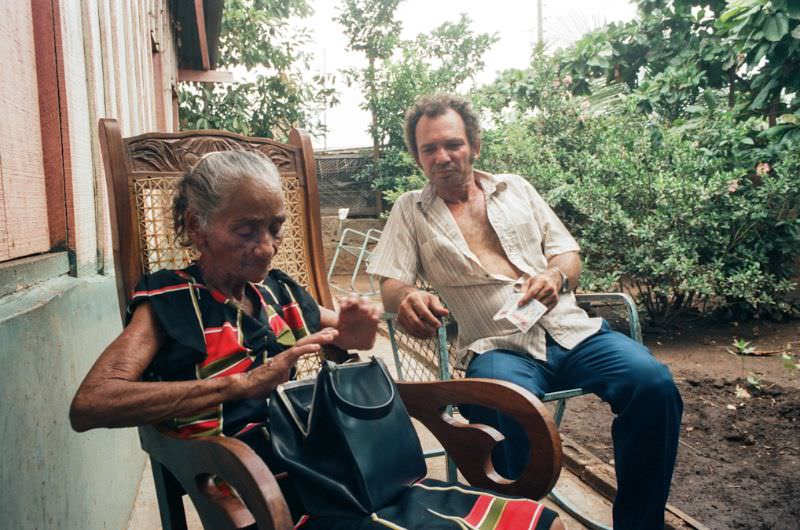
left=326, top=227, right=383, bottom=296
left=386, top=291, right=643, bottom=530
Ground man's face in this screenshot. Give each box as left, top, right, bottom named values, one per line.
left=415, top=109, right=479, bottom=191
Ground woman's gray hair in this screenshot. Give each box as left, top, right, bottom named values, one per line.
left=173, top=150, right=282, bottom=247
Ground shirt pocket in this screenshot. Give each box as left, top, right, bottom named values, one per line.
left=511, top=221, right=546, bottom=267
left=419, top=236, right=476, bottom=287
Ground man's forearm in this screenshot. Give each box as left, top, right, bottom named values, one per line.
left=547, top=251, right=582, bottom=292
left=380, top=277, right=419, bottom=313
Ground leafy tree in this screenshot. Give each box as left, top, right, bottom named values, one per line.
left=718, top=0, right=800, bottom=139
left=556, top=0, right=799, bottom=131
left=557, top=1, right=731, bottom=121
left=179, top=0, right=335, bottom=139
left=336, top=0, right=404, bottom=170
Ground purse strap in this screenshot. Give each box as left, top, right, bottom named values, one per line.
left=324, top=358, right=396, bottom=419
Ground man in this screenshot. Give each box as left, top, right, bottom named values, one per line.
left=367, top=93, right=683, bottom=530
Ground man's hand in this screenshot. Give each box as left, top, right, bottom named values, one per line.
left=334, top=294, right=382, bottom=350
left=234, top=328, right=339, bottom=399
left=397, top=290, right=450, bottom=339
left=517, top=269, right=562, bottom=312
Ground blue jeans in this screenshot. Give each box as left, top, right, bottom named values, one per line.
left=463, top=322, right=683, bottom=530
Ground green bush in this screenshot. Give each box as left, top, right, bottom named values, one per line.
left=477, top=83, right=800, bottom=325
left=352, top=147, right=423, bottom=209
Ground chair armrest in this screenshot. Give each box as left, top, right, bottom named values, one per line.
left=139, top=425, right=293, bottom=530
left=576, top=291, right=643, bottom=343
left=397, top=379, right=562, bottom=500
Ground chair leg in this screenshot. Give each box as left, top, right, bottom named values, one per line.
left=326, top=243, right=345, bottom=285
left=350, top=237, right=371, bottom=292
left=150, top=457, right=188, bottom=530
left=553, top=398, right=567, bottom=426
left=445, top=455, right=458, bottom=483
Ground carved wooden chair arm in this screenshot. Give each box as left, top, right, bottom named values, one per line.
left=138, top=425, right=293, bottom=530
left=397, top=378, right=562, bottom=500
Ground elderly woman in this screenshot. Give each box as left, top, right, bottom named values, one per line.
left=70, top=150, right=380, bottom=512
left=70, top=150, right=563, bottom=530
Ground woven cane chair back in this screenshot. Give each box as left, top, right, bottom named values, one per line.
left=99, top=120, right=332, bottom=377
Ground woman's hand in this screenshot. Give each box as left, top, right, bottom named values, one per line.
left=233, top=328, right=339, bottom=400
left=332, top=294, right=382, bottom=350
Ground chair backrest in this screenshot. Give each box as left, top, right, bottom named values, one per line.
left=98, top=119, right=334, bottom=375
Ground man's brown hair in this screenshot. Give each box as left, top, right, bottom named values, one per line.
left=404, top=93, right=481, bottom=161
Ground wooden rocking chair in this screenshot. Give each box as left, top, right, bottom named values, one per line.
left=98, top=119, right=562, bottom=530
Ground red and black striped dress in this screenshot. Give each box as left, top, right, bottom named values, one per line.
left=129, top=264, right=319, bottom=454
left=296, top=479, right=558, bottom=529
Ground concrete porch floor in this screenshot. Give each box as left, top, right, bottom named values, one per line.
left=126, top=327, right=611, bottom=529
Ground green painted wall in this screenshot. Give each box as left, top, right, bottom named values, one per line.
left=0, top=274, right=144, bottom=529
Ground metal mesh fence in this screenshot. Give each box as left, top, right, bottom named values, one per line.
left=315, top=150, right=381, bottom=216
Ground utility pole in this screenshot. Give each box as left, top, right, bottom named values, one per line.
left=323, top=49, right=328, bottom=150
left=537, top=0, right=544, bottom=46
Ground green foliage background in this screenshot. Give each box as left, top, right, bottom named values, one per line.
left=179, top=0, right=336, bottom=140
left=373, top=0, right=800, bottom=324
left=179, top=0, right=800, bottom=325
left=469, top=0, right=800, bottom=324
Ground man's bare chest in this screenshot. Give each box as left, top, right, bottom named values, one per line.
left=448, top=199, right=513, bottom=268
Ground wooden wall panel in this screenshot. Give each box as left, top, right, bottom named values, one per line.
left=0, top=2, right=50, bottom=261
left=0, top=156, right=9, bottom=261
left=61, top=0, right=100, bottom=269
left=0, top=0, right=178, bottom=266
left=156, top=0, right=179, bottom=131
left=70, top=0, right=179, bottom=270
left=81, top=0, right=111, bottom=272
left=135, top=1, right=152, bottom=129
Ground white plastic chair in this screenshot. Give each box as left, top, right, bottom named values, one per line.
left=327, top=226, right=383, bottom=296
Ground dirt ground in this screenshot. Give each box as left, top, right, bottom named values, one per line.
left=559, top=318, right=800, bottom=530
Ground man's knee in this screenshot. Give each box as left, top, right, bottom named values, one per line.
left=598, top=339, right=682, bottom=414
left=628, top=358, right=682, bottom=410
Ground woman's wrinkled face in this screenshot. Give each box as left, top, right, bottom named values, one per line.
left=191, top=176, right=286, bottom=285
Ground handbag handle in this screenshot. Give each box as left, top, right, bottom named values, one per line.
left=324, top=358, right=396, bottom=419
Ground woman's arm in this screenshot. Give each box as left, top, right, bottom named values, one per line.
left=319, top=294, right=381, bottom=351
left=69, top=302, right=337, bottom=432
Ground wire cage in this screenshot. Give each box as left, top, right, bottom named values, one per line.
left=315, top=149, right=382, bottom=217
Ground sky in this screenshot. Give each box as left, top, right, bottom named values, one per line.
left=303, top=0, right=639, bottom=150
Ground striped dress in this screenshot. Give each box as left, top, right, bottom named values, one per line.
left=295, top=479, right=558, bottom=530
left=129, top=263, right=320, bottom=442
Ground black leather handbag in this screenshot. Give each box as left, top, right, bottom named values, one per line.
left=268, top=357, right=426, bottom=517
